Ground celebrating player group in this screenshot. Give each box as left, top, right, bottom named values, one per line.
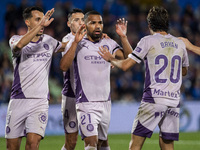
left=5, top=4, right=198, bottom=150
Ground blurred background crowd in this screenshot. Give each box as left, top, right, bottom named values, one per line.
left=1, top=0, right=200, bottom=105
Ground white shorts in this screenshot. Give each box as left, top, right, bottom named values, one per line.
left=61, top=95, right=78, bottom=133
left=76, top=101, right=111, bottom=140
left=5, top=99, right=48, bottom=139
left=132, top=101, right=179, bottom=141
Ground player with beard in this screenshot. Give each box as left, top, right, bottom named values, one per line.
left=60, top=11, right=132, bottom=150
left=5, top=6, right=67, bottom=150
left=61, top=9, right=111, bottom=150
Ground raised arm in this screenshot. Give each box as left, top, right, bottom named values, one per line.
left=179, top=37, right=200, bottom=55
left=60, top=24, right=86, bottom=71
left=116, top=18, right=133, bottom=58
left=13, top=8, right=55, bottom=52
left=98, top=46, right=136, bottom=71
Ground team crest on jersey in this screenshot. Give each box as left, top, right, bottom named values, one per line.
left=87, top=124, right=94, bottom=132
left=43, top=43, right=49, bottom=50
left=135, top=47, right=142, bottom=53
left=103, top=45, right=109, bottom=50
left=38, top=112, right=47, bottom=124
left=6, top=126, right=10, bottom=134
left=69, top=121, right=76, bottom=128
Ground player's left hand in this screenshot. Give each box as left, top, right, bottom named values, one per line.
left=116, top=18, right=128, bottom=37
left=178, top=37, right=193, bottom=51
left=40, top=8, right=55, bottom=27
left=102, top=33, right=110, bottom=39
left=98, top=46, right=114, bottom=62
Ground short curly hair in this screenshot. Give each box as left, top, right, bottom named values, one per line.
left=147, top=6, right=169, bottom=32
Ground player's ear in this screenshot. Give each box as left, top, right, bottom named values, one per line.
left=67, top=21, right=71, bottom=28
left=25, top=19, right=30, bottom=27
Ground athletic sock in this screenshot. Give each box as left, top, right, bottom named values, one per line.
left=85, top=145, right=97, bottom=150
left=61, top=144, right=67, bottom=150
left=100, top=146, right=111, bottom=150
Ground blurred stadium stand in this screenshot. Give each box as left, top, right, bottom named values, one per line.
left=1, top=0, right=200, bottom=105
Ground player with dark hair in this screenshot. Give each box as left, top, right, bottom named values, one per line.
left=60, top=10, right=131, bottom=150
left=61, top=9, right=111, bottom=150
left=99, top=6, right=189, bottom=150
left=5, top=6, right=67, bottom=150
left=61, top=8, right=84, bottom=150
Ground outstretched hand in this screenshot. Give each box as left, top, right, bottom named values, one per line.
left=116, top=18, right=128, bottom=37
left=40, top=8, right=55, bottom=27
left=98, top=46, right=114, bottom=62
left=74, top=24, right=86, bottom=43
left=178, top=37, right=193, bottom=50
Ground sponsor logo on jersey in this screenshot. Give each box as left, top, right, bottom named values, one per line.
left=84, top=55, right=106, bottom=64
left=87, top=124, right=94, bottom=132
left=82, top=44, right=89, bottom=49
left=153, top=89, right=180, bottom=98
left=135, top=47, right=142, bottom=53
left=38, top=112, right=47, bottom=124
left=27, top=52, right=51, bottom=58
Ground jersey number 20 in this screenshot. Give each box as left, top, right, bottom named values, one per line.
left=155, top=55, right=181, bottom=83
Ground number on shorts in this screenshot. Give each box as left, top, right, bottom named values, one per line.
left=81, top=114, right=91, bottom=125
left=64, top=109, right=69, bottom=119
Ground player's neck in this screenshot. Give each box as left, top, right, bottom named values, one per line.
left=155, top=31, right=168, bottom=35
left=31, top=35, right=41, bottom=43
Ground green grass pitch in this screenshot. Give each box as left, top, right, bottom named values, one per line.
left=0, top=132, right=200, bottom=150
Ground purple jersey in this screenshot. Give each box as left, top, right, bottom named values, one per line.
left=72, top=38, right=121, bottom=103
left=61, top=33, right=76, bottom=97
left=128, top=33, right=189, bottom=107
left=9, top=34, right=62, bottom=99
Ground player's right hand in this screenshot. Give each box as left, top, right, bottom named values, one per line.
left=116, top=18, right=128, bottom=38
left=74, top=24, right=86, bottom=43
left=98, top=46, right=114, bottom=62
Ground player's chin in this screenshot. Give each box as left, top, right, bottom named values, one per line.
left=36, top=33, right=43, bottom=36
left=94, top=33, right=102, bottom=39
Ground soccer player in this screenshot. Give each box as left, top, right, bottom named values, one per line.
left=61, top=8, right=84, bottom=150
left=5, top=6, right=67, bottom=150
left=179, top=37, right=200, bottom=55
left=60, top=11, right=131, bottom=150
left=98, top=6, right=189, bottom=150
left=61, top=9, right=111, bottom=150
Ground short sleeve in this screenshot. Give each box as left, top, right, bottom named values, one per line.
left=106, top=39, right=122, bottom=54
left=128, top=37, right=149, bottom=63
left=62, top=38, right=75, bottom=56
left=54, top=41, right=62, bottom=53
left=182, top=44, right=189, bottom=67
left=9, top=35, right=22, bottom=57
